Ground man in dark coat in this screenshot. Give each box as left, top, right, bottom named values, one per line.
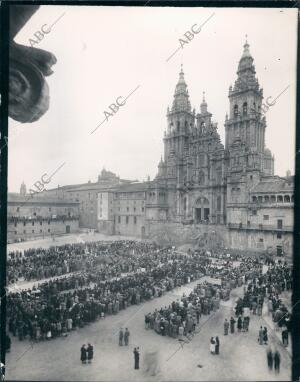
left=81, top=344, right=87, bottom=364
left=274, top=350, right=280, bottom=373
left=124, top=328, right=130, bottom=346
left=87, top=343, right=94, bottom=363
left=237, top=316, right=242, bottom=332
left=267, top=348, right=273, bottom=370
left=230, top=317, right=236, bottom=334
left=119, top=328, right=124, bottom=346
left=134, top=347, right=140, bottom=370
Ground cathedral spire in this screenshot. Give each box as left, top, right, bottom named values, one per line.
left=200, top=91, right=208, bottom=114
left=171, top=65, right=191, bottom=113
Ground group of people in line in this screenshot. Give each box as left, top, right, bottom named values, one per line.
left=6, top=241, right=212, bottom=347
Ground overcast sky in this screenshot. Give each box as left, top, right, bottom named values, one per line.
left=8, top=6, right=297, bottom=192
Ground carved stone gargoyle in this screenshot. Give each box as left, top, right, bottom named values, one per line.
left=9, top=5, right=57, bottom=123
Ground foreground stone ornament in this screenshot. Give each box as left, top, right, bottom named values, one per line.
left=9, top=5, right=56, bottom=123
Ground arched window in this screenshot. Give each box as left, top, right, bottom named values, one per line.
left=177, top=121, right=180, bottom=132
left=199, top=171, right=205, bottom=185
left=264, top=195, right=270, bottom=203
left=183, top=197, right=187, bottom=211
left=243, top=102, right=248, bottom=115
left=270, top=195, right=276, bottom=202
left=252, top=196, right=257, bottom=203
left=217, top=196, right=221, bottom=211
left=234, top=105, right=238, bottom=117
left=216, top=168, right=222, bottom=183
left=284, top=195, right=291, bottom=203
left=258, top=196, right=263, bottom=203
left=277, top=195, right=283, bottom=203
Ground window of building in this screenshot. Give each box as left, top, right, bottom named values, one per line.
left=134, top=216, right=137, bottom=224
left=40, top=229, right=42, bottom=233
left=32, top=221, right=34, bottom=226
left=33, top=212, right=36, bottom=216
left=277, top=219, right=283, bottom=229
left=16, top=207, right=20, bottom=212
left=263, top=215, right=269, bottom=221
left=270, top=195, right=276, bottom=202
left=40, top=221, right=42, bottom=226
left=127, top=207, right=129, bottom=212
left=277, top=195, right=283, bottom=203
left=243, top=102, right=248, bottom=115
left=48, top=221, right=51, bottom=225
left=118, top=216, right=121, bottom=223
left=277, top=233, right=282, bottom=239
left=15, top=231, right=17, bottom=234
left=264, top=195, right=270, bottom=203
left=48, top=229, right=51, bottom=232
left=284, top=195, right=291, bottom=203
left=234, top=104, right=238, bottom=117
left=252, top=196, right=257, bottom=203
left=23, top=221, right=26, bottom=226
left=134, top=207, right=136, bottom=212
left=32, top=230, right=34, bottom=233
left=259, top=238, right=264, bottom=243
left=142, top=207, right=145, bottom=212
left=258, top=196, right=263, bottom=203
left=49, top=207, right=52, bottom=212
left=247, top=221, right=250, bottom=226
left=23, top=230, right=26, bottom=234
left=126, top=216, right=129, bottom=224
left=252, top=210, right=257, bottom=216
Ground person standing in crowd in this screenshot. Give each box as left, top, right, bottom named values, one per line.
left=210, top=337, right=216, bottom=354
left=263, top=327, right=268, bottom=345
left=81, top=344, right=87, bottom=364
left=124, top=328, right=130, bottom=346
left=87, top=343, right=94, bottom=364
left=274, top=350, right=281, bottom=373
left=282, top=327, right=289, bottom=347
left=230, top=317, right=236, bottom=334
left=267, top=348, right=273, bottom=371
left=215, top=336, right=220, bottom=355
left=258, top=326, right=264, bottom=345
left=237, top=316, right=242, bottom=333
left=224, top=319, right=229, bottom=335
left=119, top=328, right=124, bottom=346
left=133, top=347, right=140, bottom=370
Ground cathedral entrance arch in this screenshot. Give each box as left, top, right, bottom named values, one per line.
left=194, top=197, right=210, bottom=223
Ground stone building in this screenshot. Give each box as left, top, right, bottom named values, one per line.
left=7, top=186, right=80, bottom=243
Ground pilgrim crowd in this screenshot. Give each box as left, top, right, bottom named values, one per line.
left=6, top=241, right=212, bottom=342
left=5, top=238, right=292, bottom=375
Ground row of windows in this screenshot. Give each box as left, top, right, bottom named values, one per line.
left=252, top=194, right=294, bottom=203
left=258, top=233, right=282, bottom=241
left=17, top=220, right=51, bottom=227
left=116, top=216, right=138, bottom=224
left=14, top=229, right=51, bottom=234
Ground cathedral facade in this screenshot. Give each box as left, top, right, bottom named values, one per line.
left=8, top=40, right=294, bottom=256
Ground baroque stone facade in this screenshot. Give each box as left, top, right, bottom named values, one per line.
left=25, top=40, right=293, bottom=256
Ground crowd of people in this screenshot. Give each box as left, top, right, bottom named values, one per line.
left=6, top=241, right=212, bottom=343
left=5, top=239, right=292, bottom=378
